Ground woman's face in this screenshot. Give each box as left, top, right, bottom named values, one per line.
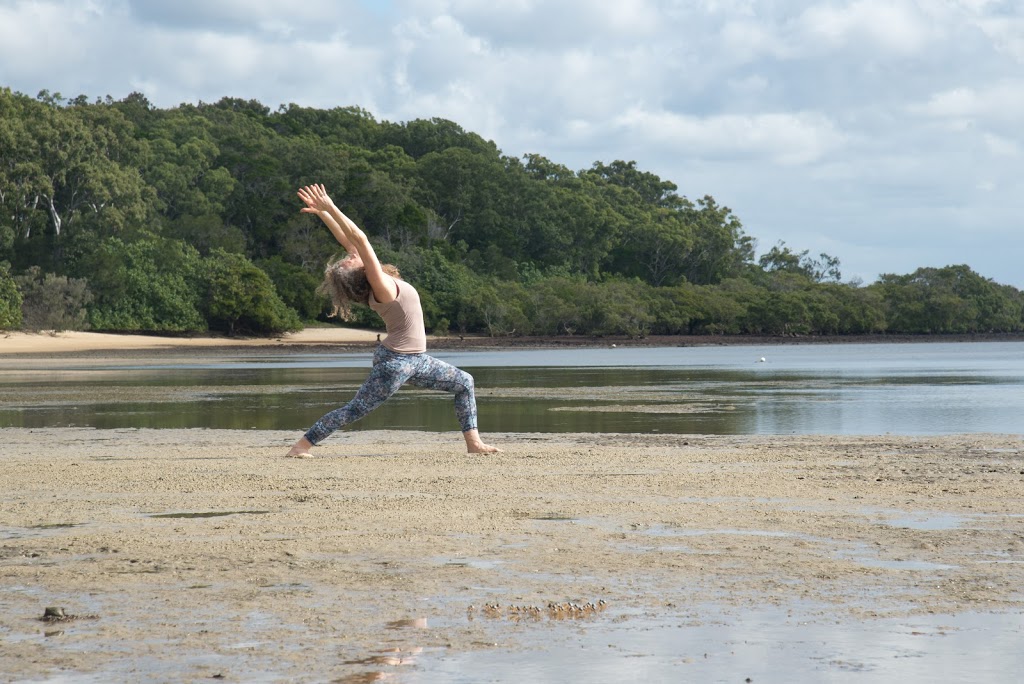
left=340, top=253, right=363, bottom=269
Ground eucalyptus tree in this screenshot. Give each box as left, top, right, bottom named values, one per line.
left=136, top=107, right=236, bottom=222
left=678, top=196, right=754, bottom=285
left=759, top=240, right=842, bottom=283
left=0, top=89, right=150, bottom=271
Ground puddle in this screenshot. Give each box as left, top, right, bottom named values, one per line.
left=837, top=542, right=960, bottom=572
left=1, top=524, right=85, bottom=541
left=884, top=513, right=967, bottom=531
left=870, top=509, right=1024, bottom=532
left=147, top=510, right=270, bottom=519
left=644, top=525, right=797, bottom=539
left=257, top=582, right=313, bottom=593
left=417, top=607, right=1024, bottom=683
left=440, top=558, right=504, bottom=570
left=853, top=558, right=959, bottom=571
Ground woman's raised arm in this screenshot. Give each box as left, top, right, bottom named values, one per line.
left=298, top=184, right=398, bottom=303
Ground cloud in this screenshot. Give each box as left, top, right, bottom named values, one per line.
left=0, top=0, right=1022, bottom=287
left=983, top=133, right=1020, bottom=157
left=126, top=0, right=353, bottom=34
left=420, top=0, right=664, bottom=48
left=798, top=0, right=935, bottom=55
left=611, top=107, right=845, bottom=166
left=974, top=13, right=1024, bottom=61
left=911, top=80, right=1024, bottom=131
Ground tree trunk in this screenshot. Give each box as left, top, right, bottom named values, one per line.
left=46, top=196, right=62, bottom=236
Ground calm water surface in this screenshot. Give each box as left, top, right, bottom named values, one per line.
left=2, top=341, right=1022, bottom=435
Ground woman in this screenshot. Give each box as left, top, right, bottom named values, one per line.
left=285, top=184, right=500, bottom=457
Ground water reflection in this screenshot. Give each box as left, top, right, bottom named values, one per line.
left=2, top=342, right=1022, bottom=435
left=420, top=608, right=1024, bottom=684
left=337, top=618, right=427, bottom=683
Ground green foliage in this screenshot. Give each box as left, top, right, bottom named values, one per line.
left=164, top=214, right=247, bottom=256
left=679, top=197, right=754, bottom=285
left=377, top=244, right=484, bottom=332
left=0, top=261, right=23, bottom=329
left=2, top=88, right=1022, bottom=338
left=875, top=265, right=1023, bottom=334
left=456, top=278, right=528, bottom=337
left=648, top=284, right=701, bottom=334
left=821, top=284, right=887, bottom=334
left=759, top=241, right=842, bottom=283
left=256, top=256, right=323, bottom=320
left=1, top=88, right=152, bottom=274
left=202, top=249, right=302, bottom=335
left=14, top=266, right=92, bottom=331
left=74, top=235, right=207, bottom=332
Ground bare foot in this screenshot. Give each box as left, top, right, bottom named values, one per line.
left=463, top=429, right=501, bottom=453
left=467, top=442, right=502, bottom=454
left=285, top=437, right=314, bottom=459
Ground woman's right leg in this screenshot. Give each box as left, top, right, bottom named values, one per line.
left=287, top=349, right=412, bottom=456
left=406, top=354, right=500, bottom=454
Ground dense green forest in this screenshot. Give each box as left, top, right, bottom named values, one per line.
left=2, top=87, right=1022, bottom=337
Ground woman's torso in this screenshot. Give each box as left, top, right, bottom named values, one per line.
left=369, top=279, right=427, bottom=354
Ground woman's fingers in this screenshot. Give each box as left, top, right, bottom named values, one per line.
left=298, top=184, right=333, bottom=210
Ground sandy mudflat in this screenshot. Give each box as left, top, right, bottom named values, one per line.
left=1, top=427, right=1022, bottom=681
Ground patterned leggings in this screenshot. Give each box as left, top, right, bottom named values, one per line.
left=304, top=344, right=478, bottom=445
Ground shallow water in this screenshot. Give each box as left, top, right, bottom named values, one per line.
left=416, top=607, right=1024, bottom=684
left=11, top=598, right=1022, bottom=684
left=2, top=341, right=1022, bottom=435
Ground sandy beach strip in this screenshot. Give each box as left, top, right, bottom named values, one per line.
left=0, top=329, right=385, bottom=355
left=1, top=427, right=1022, bottom=681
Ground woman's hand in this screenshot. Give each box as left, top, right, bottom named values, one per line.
left=297, top=184, right=336, bottom=214
left=298, top=183, right=359, bottom=253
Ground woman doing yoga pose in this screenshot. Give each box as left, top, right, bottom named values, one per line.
left=285, top=184, right=500, bottom=458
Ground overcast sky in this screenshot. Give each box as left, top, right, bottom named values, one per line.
left=2, top=0, right=1022, bottom=287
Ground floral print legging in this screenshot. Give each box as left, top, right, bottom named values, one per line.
left=304, top=344, right=478, bottom=445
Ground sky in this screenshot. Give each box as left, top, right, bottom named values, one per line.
left=1, top=0, right=1022, bottom=288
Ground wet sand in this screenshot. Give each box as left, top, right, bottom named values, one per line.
left=2, top=427, right=1022, bottom=681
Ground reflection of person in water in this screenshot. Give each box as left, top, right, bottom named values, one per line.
left=285, top=184, right=500, bottom=458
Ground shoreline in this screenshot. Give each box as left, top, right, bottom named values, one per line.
left=1, top=428, right=1022, bottom=681
left=3, top=328, right=1023, bottom=357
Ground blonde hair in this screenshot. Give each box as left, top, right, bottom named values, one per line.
left=317, top=259, right=401, bottom=320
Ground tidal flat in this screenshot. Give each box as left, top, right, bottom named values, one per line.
left=1, top=428, right=1022, bottom=682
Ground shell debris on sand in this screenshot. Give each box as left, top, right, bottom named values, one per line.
left=469, top=600, right=608, bottom=621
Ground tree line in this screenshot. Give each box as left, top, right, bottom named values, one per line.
left=1, top=87, right=1022, bottom=337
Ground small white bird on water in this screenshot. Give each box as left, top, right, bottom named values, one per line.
left=759, top=357, right=766, bottom=363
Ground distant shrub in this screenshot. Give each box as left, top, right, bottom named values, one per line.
left=201, top=249, right=302, bottom=335
left=15, top=266, right=93, bottom=331
left=74, top=235, right=207, bottom=332
left=0, top=262, right=23, bottom=330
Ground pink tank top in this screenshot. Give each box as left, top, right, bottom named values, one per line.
left=369, top=280, right=427, bottom=354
